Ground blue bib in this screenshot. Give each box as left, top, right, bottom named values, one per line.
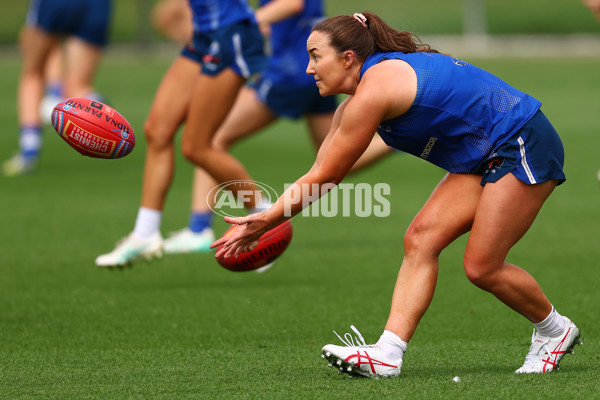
left=260, top=0, right=324, bottom=86
left=189, top=0, right=257, bottom=32
left=360, top=52, right=541, bottom=173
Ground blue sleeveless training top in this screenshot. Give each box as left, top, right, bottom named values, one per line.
left=189, top=0, right=256, bottom=32
left=360, top=52, right=542, bottom=173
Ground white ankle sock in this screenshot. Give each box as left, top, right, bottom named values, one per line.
left=534, top=306, right=566, bottom=338
left=133, top=207, right=162, bottom=238
left=376, top=330, right=408, bottom=363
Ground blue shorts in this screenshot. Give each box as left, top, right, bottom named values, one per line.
left=181, top=20, right=267, bottom=78
left=26, top=0, right=111, bottom=47
left=250, top=77, right=338, bottom=119
left=477, top=110, right=566, bottom=186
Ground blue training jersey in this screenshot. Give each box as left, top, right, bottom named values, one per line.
left=260, top=0, right=324, bottom=86
left=189, top=0, right=256, bottom=32
left=360, top=52, right=542, bottom=173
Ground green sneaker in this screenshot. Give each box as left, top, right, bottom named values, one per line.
left=95, top=232, right=163, bottom=267
left=2, top=154, right=37, bottom=177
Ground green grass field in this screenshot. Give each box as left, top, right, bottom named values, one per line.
left=1, top=53, right=600, bottom=398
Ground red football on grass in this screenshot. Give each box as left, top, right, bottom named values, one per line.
left=215, top=221, right=293, bottom=272
left=51, top=97, right=135, bottom=159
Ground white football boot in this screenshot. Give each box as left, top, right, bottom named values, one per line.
left=321, top=325, right=402, bottom=378
left=95, top=232, right=163, bottom=267
left=515, top=317, right=582, bottom=373
left=2, top=154, right=37, bottom=177
left=163, top=227, right=214, bottom=254
left=255, top=261, right=276, bottom=274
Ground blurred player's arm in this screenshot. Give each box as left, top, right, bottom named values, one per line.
left=254, top=0, right=305, bottom=35
left=152, top=0, right=192, bottom=44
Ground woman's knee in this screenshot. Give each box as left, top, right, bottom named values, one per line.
left=211, top=134, right=231, bottom=152
left=404, top=218, right=445, bottom=258
left=180, top=138, right=196, bottom=163
left=463, top=253, right=500, bottom=289
left=143, top=117, right=177, bottom=150
left=180, top=137, right=211, bottom=166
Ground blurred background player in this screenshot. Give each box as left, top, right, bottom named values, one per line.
left=95, top=0, right=391, bottom=267
left=95, top=0, right=271, bottom=267
left=160, top=0, right=393, bottom=254
left=2, top=0, right=112, bottom=177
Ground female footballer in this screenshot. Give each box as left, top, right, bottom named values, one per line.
left=212, top=12, right=581, bottom=378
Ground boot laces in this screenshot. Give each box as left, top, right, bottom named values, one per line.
left=333, top=325, right=371, bottom=348
left=522, top=328, right=551, bottom=368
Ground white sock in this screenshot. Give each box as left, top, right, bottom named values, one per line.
left=20, top=127, right=42, bottom=159
left=85, top=91, right=103, bottom=102
left=132, top=207, right=162, bottom=238
left=376, top=330, right=408, bottom=363
left=534, top=306, right=566, bottom=338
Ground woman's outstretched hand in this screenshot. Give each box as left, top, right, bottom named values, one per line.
left=210, top=213, right=272, bottom=258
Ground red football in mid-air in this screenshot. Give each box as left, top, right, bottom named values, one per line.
left=215, top=221, right=293, bottom=272
left=51, top=97, right=135, bottom=159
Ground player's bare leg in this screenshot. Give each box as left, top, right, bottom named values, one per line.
left=142, top=56, right=199, bottom=211
left=465, top=174, right=581, bottom=373
left=320, top=173, right=481, bottom=379
left=384, top=173, right=482, bottom=341
left=165, top=87, right=277, bottom=254
left=191, top=85, right=278, bottom=212
left=39, top=44, right=65, bottom=124
left=95, top=56, right=199, bottom=267
left=181, top=69, right=265, bottom=210
left=18, top=27, right=55, bottom=127
left=463, top=173, right=555, bottom=322
left=62, top=37, right=103, bottom=98
left=3, top=27, right=56, bottom=176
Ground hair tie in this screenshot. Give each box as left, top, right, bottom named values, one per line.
left=353, top=13, right=367, bottom=28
